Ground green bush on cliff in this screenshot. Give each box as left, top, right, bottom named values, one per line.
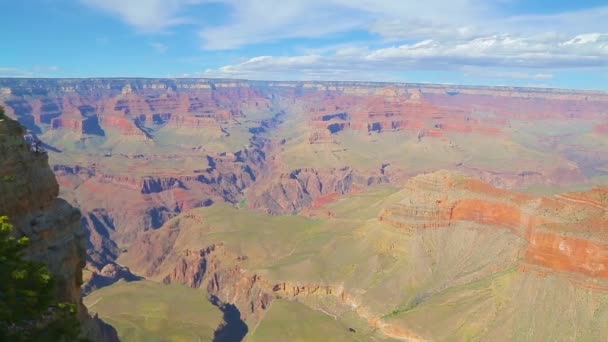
left=0, top=106, right=5, bottom=120
left=0, top=216, right=82, bottom=341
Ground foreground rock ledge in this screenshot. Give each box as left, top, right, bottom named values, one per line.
left=0, top=116, right=119, bottom=341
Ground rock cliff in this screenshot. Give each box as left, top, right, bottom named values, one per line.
left=1, top=78, right=608, bottom=339
left=380, top=170, right=608, bottom=280
left=0, top=116, right=118, bottom=341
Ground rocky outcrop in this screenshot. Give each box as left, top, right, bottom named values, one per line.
left=249, top=167, right=388, bottom=214
left=456, top=165, right=586, bottom=190
left=3, top=79, right=606, bottom=146
left=82, top=262, right=142, bottom=296
left=50, top=137, right=268, bottom=277
left=380, top=171, right=608, bottom=281
left=526, top=231, right=608, bottom=278
left=0, top=117, right=118, bottom=341
left=135, top=242, right=275, bottom=326
left=0, top=79, right=271, bottom=142
left=3, top=78, right=607, bottom=314
left=141, top=176, right=187, bottom=194
left=126, top=224, right=423, bottom=340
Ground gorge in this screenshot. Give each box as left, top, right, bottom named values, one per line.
left=1, top=78, right=608, bottom=341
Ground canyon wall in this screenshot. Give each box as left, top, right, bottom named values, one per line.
left=0, top=116, right=118, bottom=341
left=1, top=78, right=607, bottom=340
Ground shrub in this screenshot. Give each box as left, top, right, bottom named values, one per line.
left=0, top=216, right=83, bottom=341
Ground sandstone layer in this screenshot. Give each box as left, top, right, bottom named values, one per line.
left=0, top=117, right=118, bottom=341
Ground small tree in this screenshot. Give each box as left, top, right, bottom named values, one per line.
left=0, top=216, right=82, bottom=341
left=0, top=106, right=5, bottom=120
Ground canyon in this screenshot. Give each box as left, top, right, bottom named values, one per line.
left=1, top=78, right=608, bottom=341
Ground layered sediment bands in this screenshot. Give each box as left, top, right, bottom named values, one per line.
left=451, top=199, right=539, bottom=233
left=457, top=166, right=586, bottom=190
left=379, top=204, right=453, bottom=229
left=129, top=240, right=274, bottom=326
left=4, top=79, right=605, bottom=149
left=126, top=222, right=426, bottom=340
left=380, top=171, right=608, bottom=280
left=0, top=117, right=118, bottom=341
left=248, top=167, right=388, bottom=215
left=98, top=115, right=148, bottom=137
left=526, top=231, right=608, bottom=278
left=0, top=79, right=272, bottom=141
left=301, top=87, right=511, bottom=144
left=51, top=138, right=269, bottom=294
left=3, top=79, right=608, bottom=339
left=134, top=239, right=353, bottom=329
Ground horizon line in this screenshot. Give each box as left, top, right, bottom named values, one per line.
left=0, top=77, right=606, bottom=94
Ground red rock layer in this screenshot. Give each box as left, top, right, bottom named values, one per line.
left=526, top=232, right=608, bottom=278
left=380, top=171, right=608, bottom=280
left=98, top=115, right=144, bottom=136
left=299, top=87, right=511, bottom=143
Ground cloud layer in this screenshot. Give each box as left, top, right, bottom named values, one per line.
left=81, top=0, right=608, bottom=82
left=202, top=33, right=608, bottom=80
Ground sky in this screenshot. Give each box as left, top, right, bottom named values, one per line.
left=0, top=0, right=607, bottom=89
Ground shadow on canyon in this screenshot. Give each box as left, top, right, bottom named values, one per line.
left=210, top=295, right=248, bottom=342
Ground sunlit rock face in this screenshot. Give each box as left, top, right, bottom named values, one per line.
left=0, top=116, right=119, bottom=341
left=2, top=78, right=608, bottom=340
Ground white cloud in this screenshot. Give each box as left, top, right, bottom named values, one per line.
left=197, top=1, right=608, bottom=51
left=462, top=67, right=554, bottom=80
left=203, top=33, right=608, bottom=80
left=197, top=0, right=490, bottom=49
left=81, top=0, right=608, bottom=81
left=364, top=34, right=608, bottom=68
left=80, top=0, right=491, bottom=46
left=0, top=68, right=33, bottom=77
left=150, top=42, right=168, bottom=54
left=0, top=66, right=61, bottom=77
left=82, top=0, right=608, bottom=53
left=81, top=0, right=205, bottom=32
left=198, top=0, right=368, bottom=49
left=32, top=65, right=60, bottom=72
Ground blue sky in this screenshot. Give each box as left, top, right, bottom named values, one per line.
left=1, top=0, right=607, bottom=89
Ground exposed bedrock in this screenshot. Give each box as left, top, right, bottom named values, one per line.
left=248, top=167, right=389, bottom=215
left=0, top=117, right=118, bottom=341
left=141, top=176, right=187, bottom=194
left=82, top=262, right=142, bottom=296
left=379, top=170, right=608, bottom=281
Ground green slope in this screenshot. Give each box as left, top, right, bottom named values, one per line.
left=84, top=281, right=223, bottom=342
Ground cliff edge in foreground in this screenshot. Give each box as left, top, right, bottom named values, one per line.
left=0, top=114, right=119, bottom=341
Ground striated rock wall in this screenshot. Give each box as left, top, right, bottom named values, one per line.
left=379, top=171, right=608, bottom=281
left=128, top=230, right=427, bottom=340
left=2, top=78, right=605, bottom=142
left=0, top=117, right=118, bottom=341
left=248, top=167, right=388, bottom=214
left=0, top=79, right=272, bottom=138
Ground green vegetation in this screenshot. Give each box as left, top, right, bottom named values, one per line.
left=249, top=300, right=364, bottom=342
left=0, top=175, right=16, bottom=182
left=0, top=106, right=5, bottom=120
left=84, top=281, right=223, bottom=341
left=0, top=216, right=81, bottom=341
left=99, top=181, right=608, bottom=341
